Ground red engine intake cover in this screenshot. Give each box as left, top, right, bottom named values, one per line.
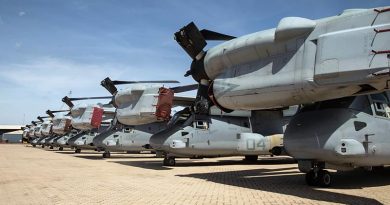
left=91, top=107, right=104, bottom=128
left=155, top=87, right=174, bottom=121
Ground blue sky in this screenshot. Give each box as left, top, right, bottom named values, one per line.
left=0, top=0, right=388, bottom=125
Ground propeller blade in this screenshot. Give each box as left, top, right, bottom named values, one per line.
left=68, top=96, right=112, bottom=101
left=200, top=29, right=236, bottom=41
left=37, top=116, right=50, bottom=122
left=62, top=96, right=74, bottom=108
left=101, top=77, right=118, bottom=95
left=31, top=121, right=37, bottom=126
left=46, top=109, right=68, bottom=117
left=112, top=80, right=180, bottom=85
left=174, top=22, right=207, bottom=60
left=171, top=84, right=198, bottom=93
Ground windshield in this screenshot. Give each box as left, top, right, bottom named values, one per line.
left=167, top=108, right=191, bottom=127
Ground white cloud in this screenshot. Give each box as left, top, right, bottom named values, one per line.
left=15, top=42, right=22, bottom=48
left=18, top=11, right=26, bottom=17
left=0, top=56, right=125, bottom=94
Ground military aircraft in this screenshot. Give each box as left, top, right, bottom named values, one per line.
left=93, top=78, right=196, bottom=158
left=21, top=125, right=31, bottom=143
left=45, top=109, right=72, bottom=150
left=173, top=7, right=390, bottom=186
left=150, top=106, right=291, bottom=166
left=61, top=95, right=115, bottom=153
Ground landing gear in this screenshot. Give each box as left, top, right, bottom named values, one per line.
left=305, top=170, right=331, bottom=187
left=244, top=155, right=258, bottom=162
left=59, top=147, right=64, bottom=151
left=102, top=151, right=111, bottom=158
left=41, top=145, right=45, bottom=148
left=75, top=149, right=81, bottom=153
left=270, top=146, right=282, bottom=156
left=163, top=157, right=176, bottom=166
left=33, top=145, right=36, bottom=147
left=49, top=146, right=53, bottom=149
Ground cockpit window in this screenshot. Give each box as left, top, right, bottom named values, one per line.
left=167, top=108, right=191, bottom=127
left=195, top=121, right=208, bottom=130
left=350, top=96, right=372, bottom=115
left=123, top=128, right=132, bottom=133
left=370, top=94, right=390, bottom=118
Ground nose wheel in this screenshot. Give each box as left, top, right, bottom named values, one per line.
left=163, top=157, right=176, bottom=166
left=75, top=149, right=81, bottom=153
left=102, top=151, right=111, bottom=158
left=305, top=169, right=331, bottom=187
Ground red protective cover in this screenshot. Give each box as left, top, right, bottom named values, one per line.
left=91, top=107, right=104, bottom=128
left=155, top=87, right=174, bottom=121
left=64, top=119, right=72, bottom=132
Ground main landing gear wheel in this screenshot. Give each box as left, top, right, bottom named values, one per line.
left=163, top=157, right=176, bottom=166
left=59, top=147, right=64, bottom=151
left=244, top=155, right=258, bottom=162
left=305, top=170, right=331, bottom=187
left=41, top=145, right=45, bottom=148
left=75, top=149, right=81, bottom=153
left=49, top=146, right=53, bottom=149
left=33, top=145, right=36, bottom=147
left=102, top=151, right=111, bottom=158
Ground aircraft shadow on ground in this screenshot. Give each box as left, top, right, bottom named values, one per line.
left=109, top=160, right=173, bottom=171
left=174, top=157, right=296, bottom=167
left=107, top=158, right=295, bottom=171
left=176, top=167, right=390, bottom=205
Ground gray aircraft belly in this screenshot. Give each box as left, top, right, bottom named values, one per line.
left=94, top=123, right=165, bottom=152
left=285, top=108, right=390, bottom=167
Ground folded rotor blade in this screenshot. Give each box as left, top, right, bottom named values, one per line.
left=200, top=29, right=236, bottom=41
left=112, top=80, right=179, bottom=85
left=171, top=84, right=198, bottom=93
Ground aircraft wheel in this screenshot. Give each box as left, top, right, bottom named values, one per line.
left=271, top=147, right=282, bottom=156
left=49, top=146, right=53, bottom=149
left=59, top=147, right=64, bottom=151
left=244, top=155, right=258, bottom=162
left=41, top=145, right=45, bottom=148
left=163, top=157, right=175, bottom=166
left=75, top=149, right=81, bottom=153
left=318, top=170, right=331, bottom=187
left=33, top=145, right=36, bottom=147
left=103, top=151, right=111, bottom=158
left=305, top=170, right=318, bottom=186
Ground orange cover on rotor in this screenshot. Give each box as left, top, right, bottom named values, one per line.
left=155, top=87, right=174, bottom=121
left=91, top=107, right=104, bottom=128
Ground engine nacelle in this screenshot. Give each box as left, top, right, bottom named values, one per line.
left=34, top=125, right=42, bottom=137
left=115, top=86, right=174, bottom=125
left=52, top=116, right=72, bottom=135
left=206, top=8, right=390, bottom=110
left=40, top=121, right=53, bottom=136
left=71, top=104, right=113, bottom=130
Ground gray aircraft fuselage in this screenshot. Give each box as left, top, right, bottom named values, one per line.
left=285, top=93, right=390, bottom=172
left=67, top=125, right=110, bottom=150
left=93, top=122, right=166, bottom=152
left=149, top=109, right=285, bottom=160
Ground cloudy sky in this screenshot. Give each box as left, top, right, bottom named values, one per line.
left=0, top=0, right=388, bottom=125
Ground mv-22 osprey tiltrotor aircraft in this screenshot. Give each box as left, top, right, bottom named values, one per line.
left=95, top=77, right=288, bottom=164
left=61, top=95, right=115, bottom=153
left=173, top=7, right=390, bottom=186
left=149, top=106, right=295, bottom=166
left=45, top=109, right=74, bottom=150
left=93, top=77, right=197, bottom=158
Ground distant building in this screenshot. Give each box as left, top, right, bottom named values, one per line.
left=2, top=130, right=23, bottom=143
left=0, top=125, right=23, bottom=143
